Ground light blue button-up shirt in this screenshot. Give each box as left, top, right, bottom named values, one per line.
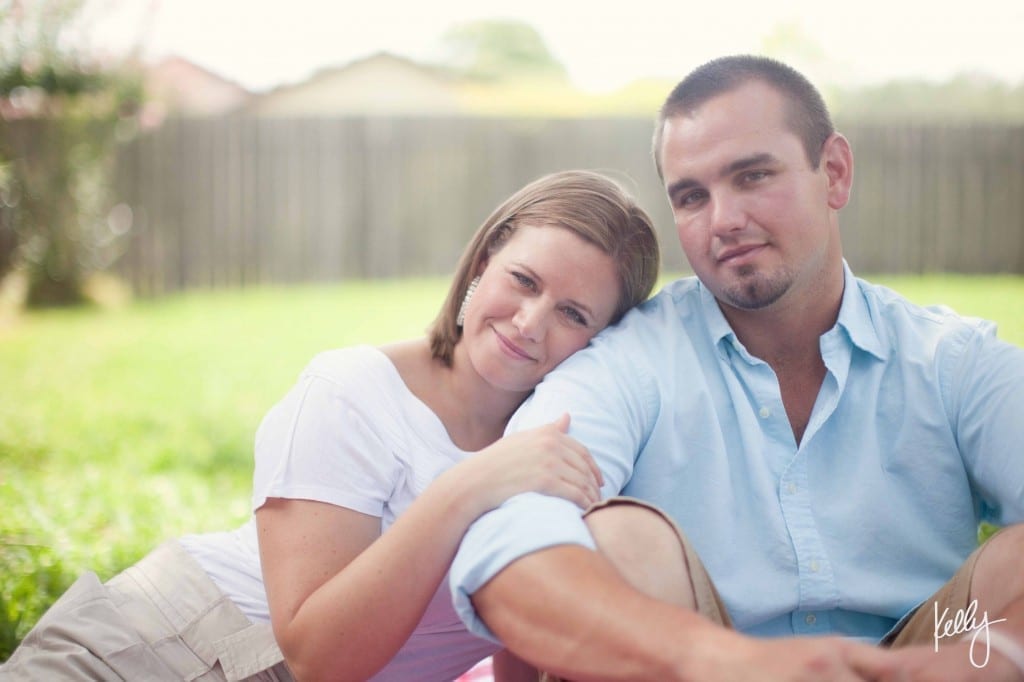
left=451, top=265, right=1024, bottom=642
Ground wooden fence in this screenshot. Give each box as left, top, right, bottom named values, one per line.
left=51, top=117, right=1024, bottom=293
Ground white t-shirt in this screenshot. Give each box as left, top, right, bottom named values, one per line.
left=181, top=346, right=498, bottom=681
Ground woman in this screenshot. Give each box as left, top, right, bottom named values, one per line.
left=1, top=170, right=659, bottom=681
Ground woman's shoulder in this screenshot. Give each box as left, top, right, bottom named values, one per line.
left=302, top=345, right=396, bottom=386
left=280, top=346, right=409, bottom=420
left=298, top=343, right=436, bottom=422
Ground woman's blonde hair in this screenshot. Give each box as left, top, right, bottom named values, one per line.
left=429, top=170, right=660, bottom=366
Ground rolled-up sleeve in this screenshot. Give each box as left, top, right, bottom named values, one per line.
left=451, top=493, right=596, bottom=640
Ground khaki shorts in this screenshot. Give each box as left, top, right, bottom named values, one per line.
left=585, top=496, right=733, bottom=628
left=882, top=528, right=1003, bottom=648
left=587, top=497, right=991, bottom=647
left=0, top=541, right=291, bottom=681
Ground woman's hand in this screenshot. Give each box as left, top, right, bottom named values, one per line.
left=448, top=413, right=604, bottom=515
left=259, top=416, right=601, bottom=681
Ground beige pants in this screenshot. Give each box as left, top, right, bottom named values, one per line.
left=0, top=541, right=291, bottom=681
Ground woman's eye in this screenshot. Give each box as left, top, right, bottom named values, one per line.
left=512, top=272, right=536, bottom=289
left=562, top=307, right=587, bottom=326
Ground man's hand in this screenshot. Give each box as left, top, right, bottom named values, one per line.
left=677, top=629, right=896, bottom=682
left=866, top=639, right=1022, bottom=682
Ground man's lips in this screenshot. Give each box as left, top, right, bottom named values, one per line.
left=493, top=328, right=535, bottom=361
left=717, top=243, right=766, bottom=265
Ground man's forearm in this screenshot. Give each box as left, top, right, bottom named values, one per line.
left=473, top=545, right=901, bottom=681
left=472, top=545, right=715, bottom=681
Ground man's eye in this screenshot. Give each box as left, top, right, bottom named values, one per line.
left=677, top=191, right=706, bottom=209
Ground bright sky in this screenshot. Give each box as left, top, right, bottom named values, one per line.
left=84, top=0, right=1024, bottom=93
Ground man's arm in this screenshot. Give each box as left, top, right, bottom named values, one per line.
left=449, top=328, right=657, bottom=640
left=474, top=545, right=694, bottom=679
left=474, top=545, right=895, bottom=682
left=951, top=325, right=1024, bottom=523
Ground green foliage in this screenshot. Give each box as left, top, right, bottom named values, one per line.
left=439, top=19, right=568, bottom=83
left=0, top=61, right=107, bottom=97
left=0, top=0, right=143, bottom=307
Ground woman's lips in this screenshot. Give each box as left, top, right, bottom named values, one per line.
left=493, top=328, right=535, bottom=361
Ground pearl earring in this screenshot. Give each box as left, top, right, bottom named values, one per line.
left=456, top=276, right=481, bottom=327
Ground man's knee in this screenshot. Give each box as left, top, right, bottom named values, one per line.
left=583, top=500, right=696, bottom=610
left=972, top=523, right=1024, bottom=609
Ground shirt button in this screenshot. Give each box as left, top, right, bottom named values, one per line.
left=810, top=560, right=820, bottom=573
left=759, top=406, right=771, bottom=418
left=786, top=482, right=797, bottom=495
left=805, top=613, right=817, bottom=625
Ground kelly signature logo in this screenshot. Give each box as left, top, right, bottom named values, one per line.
left=933, top=599, right=1008, bottom=668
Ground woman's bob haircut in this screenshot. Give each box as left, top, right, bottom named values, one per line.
left=429, top=169, right=661, bottom=366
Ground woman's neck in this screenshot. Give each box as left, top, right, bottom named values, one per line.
left=382, top=338, right=527, bottom=451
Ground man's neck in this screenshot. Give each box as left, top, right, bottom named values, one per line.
left=720, top=264, right=845, bottom=364
left=719, top=272, right=845, bottom=445
left=723, top=304, right=836, bottom=367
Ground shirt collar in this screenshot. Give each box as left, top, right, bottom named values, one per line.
left=835, top=261, right=888, bottom=361
left=699, top=261, right=888, bottom=362
left=699, top=281, right=736, bottom=359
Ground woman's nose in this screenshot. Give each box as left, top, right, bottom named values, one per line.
left=513, top=299, right=548, bottom=341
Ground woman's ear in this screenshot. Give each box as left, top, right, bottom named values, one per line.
left=821, top=132, right=854, bottom=210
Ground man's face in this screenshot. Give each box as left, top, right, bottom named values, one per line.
left=658, top=81, right=843, bottom=313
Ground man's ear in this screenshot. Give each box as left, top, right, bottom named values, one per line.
left=821, top=132, right=854, bottom=210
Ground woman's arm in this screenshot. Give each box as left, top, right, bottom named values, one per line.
left=492, top=649, right=541, bottom=681
left=258, top=414, right=601, bottom=682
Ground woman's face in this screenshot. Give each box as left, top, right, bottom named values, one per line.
left=459, top=224, right=620, bottom=396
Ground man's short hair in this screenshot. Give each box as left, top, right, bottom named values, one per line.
left=653, top=55, right=835, bottom=178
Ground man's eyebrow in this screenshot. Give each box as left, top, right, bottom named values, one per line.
left=666, top=153, right=779, bottom=199
left=666, top=177, right=700, bottom=200
left=720, top=152, right=777, bottom=177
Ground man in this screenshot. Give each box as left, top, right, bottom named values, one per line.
left=449, top=55, right=1024, bottom=681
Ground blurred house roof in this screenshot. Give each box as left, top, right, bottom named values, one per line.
left=243, top=52, right=462, bottom=116
left=144, top=56, right=251, bottom=120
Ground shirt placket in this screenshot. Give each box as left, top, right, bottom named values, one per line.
left=732, top=333, right=848, bottom=635
left=782, top=333, right=849, bottom=633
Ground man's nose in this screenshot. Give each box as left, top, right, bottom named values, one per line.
left=709, top=193, right=747, bottom=236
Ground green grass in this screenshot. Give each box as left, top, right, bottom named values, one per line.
left=0, top=279, right=448, bottom=659
left=1, top=273, right=1022, bottom=660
